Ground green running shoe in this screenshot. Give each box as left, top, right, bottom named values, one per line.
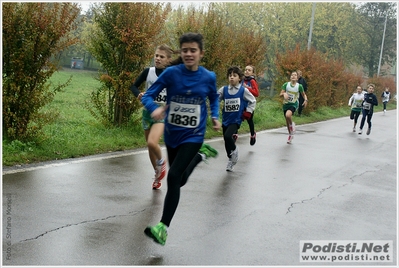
left=144, top=222, right=167, bottom=245
left=199, top=143, right=218, bottom=159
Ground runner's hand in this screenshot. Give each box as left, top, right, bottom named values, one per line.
left=212, top=118, right=221, bottom=131
left=151, top=106, right=167, bottom=120
left=242, top=111, right=252, bottom=120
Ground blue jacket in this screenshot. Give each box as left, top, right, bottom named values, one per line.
left=362, top=92, right=378, bottom=113
left=141, top=64, right=219, bottom=147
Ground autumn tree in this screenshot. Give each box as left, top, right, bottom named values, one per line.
left=210, top=2, right=395, bottom=81
left=170, top=3, right=231, bottom=84
left=169, top=3, right=267, bottom=86
left=2, top=2, right=81, bottom=140
left=309, top=3, right=361, bottom=61
left=85, top=2, right=171, bottom=126
left=354, top=2, right=397, bottom=77
left=55, top=12, right=88, bottom=68
left=366, top=76, right=396, bottom=97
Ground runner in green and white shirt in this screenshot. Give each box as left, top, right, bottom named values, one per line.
left=348, top=86, right=365, bottom=132
left=280, top=71, right=308, bottom=144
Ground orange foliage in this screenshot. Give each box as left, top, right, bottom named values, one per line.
left=171, top=3, right=267, bottom=86
left=275, top=44, right=364, bottom=113
left=366, top=76, right=396, bottom=98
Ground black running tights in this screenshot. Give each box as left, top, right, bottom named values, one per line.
left=222, top=124, right=239, bottom=158
left=246, top=111, right=255, bottom=136
left=360, top=109, right=373, bottom=129
left=161, top=142, right=202, bottom=227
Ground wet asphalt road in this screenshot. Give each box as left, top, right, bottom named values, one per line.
left=2, top=110, right=397, bottom=266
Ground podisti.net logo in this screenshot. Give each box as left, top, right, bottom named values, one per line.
left=300, top=240, right=393, bottom=263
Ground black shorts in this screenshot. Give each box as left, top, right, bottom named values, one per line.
left=350, top=110, right=360, bottom=120
left=283, top=106, right=296, bottom=116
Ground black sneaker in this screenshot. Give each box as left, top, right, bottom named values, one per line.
left=250, top=132, right=256, bottom=145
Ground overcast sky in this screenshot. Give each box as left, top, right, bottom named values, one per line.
left=74, top=1, right=205, bottom=13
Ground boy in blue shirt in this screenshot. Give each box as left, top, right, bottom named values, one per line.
left=141, top=33, right=221, bottom=246
left=218, top=66, right=256, bottom=171
left=359, top=84, right=378, bottom=135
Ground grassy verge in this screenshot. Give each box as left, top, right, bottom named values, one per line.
left=2, top=69, right=396, bottom=166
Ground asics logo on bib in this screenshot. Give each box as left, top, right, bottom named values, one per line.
left=168, top=101, right=201, bottom=128
left=174, top=105, right=196, bottom=113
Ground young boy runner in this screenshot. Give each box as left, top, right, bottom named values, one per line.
left=348, top=86, right=365, bottom=132
left=218, top=66, right=256, bottom=171
left=129, top=45, right=174, bottom=190
left=381, top=87, right=391, bottom=114
left=359, top=84, right=378, bottom=135
left=242, top=65, right=259, bottom=145
left=141, top=33, right=221, bottom=246
left=280, top=71, right=308, bottom=144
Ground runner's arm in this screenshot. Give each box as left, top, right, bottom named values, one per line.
left=129, top=68, right=150, bottom=97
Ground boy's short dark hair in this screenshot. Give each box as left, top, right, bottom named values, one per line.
left=179, top=32, right=204, bottom=51
left=227, top=66, right=244, bottom=81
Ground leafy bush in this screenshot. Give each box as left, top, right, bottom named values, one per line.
left=86, top=3, right=171, bottom=126
left=2, top=3, right=81, bottom=141
left=275, top=44, right=364, bottom=113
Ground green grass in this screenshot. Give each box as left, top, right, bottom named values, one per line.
left=3, top=69, right=147, bottom=166
left=2, top=69, right=396, bottom=166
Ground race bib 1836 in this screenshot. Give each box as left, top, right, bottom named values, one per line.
left=168, top=101, right=200, bottom=128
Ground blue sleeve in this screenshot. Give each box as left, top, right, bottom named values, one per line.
left=141, top=69, right=169, bottom=114
left=208, top=72, right=219, bottom=119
